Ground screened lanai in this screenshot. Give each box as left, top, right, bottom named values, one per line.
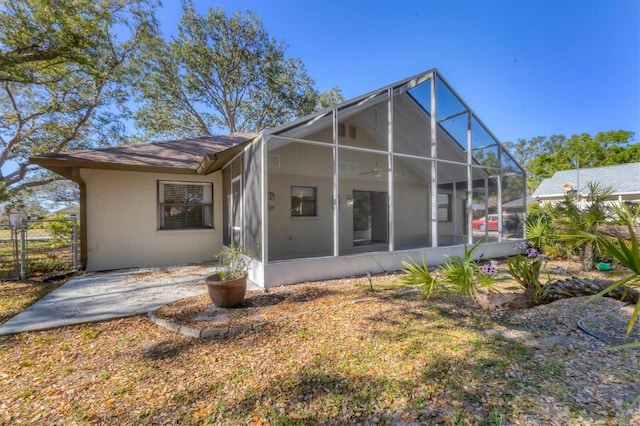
left=234, top=69, right=526, bottom=286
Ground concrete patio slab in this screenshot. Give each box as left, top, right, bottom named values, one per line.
left=0, top=263, right=260, bottom=336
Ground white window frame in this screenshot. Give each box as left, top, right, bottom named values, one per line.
left=291, top=186, right=317, bottom=217
left=158, top=181, right=213, bottom=230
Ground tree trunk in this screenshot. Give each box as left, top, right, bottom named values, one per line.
left=581, top=244, right=595, bottom=272
left=543, top=277, right=638, bottom=304
left=595, top=224, right=640, bottom=244
left=472, top=278, right=638, bottom=311
left=473, top=287, right=540, bottom=311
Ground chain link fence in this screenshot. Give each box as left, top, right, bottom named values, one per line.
left=0, top=225, right=19, bottom=280
left=0, top=217, right=78, bottom=281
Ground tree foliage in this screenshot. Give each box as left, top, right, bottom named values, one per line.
left=1, top=0, right=109, bottom=84
left=132, top=0, right=342, bottom=140
left=0, top=0, right=158, bottom=201
left=1, top=0, right=343, bottom=207
left=504, top=130, right=638, bottom=193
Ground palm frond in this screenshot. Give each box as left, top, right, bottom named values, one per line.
left=400, top=256, right=438, bottom=300
left=590, top=223, right=640, bottom=335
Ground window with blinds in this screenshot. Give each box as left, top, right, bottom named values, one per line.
left=158, top=181, right=213, bottom=229
left=291, top=186, right=316, bottom=217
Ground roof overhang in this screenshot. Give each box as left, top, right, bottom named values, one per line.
left=29, top=157, right=200, bottom=182
left=29, top=133, right=258, bottom=181
left=196, top=140, right=252, bottom=175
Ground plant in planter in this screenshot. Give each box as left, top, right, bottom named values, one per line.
left=206, top=245, right=253, bottom=308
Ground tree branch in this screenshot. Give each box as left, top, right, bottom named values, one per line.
left=9, top=176, right=60, bottom=194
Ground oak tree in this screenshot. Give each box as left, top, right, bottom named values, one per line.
left=0, top=0, right=157, bottom=201
left=132, top=0, right=341, bottom=140
left=504, top=130, right=638, bottom=192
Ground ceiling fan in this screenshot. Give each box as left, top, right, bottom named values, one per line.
left=360, top=166, right=386, bottom=178
left=359, top=157, right=389, bottom=178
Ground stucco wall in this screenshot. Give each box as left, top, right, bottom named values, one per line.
left=267, top=174, right=334, bottom=259
left=80, top=168, right=223, bottom=271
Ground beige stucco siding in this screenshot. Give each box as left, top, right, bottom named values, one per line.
left=393, top=182, right=430, bottom=246
left=80, top=168, right=223, bottom=271
left=267, top=175, right=334, bottom=259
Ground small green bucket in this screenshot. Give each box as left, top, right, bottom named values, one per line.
left=596, top=262, right=612, bottom=271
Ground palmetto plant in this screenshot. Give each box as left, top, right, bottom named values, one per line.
left=400, top=243, right=496, bottom=305
left=525, top=203, right=568, bottom=259
left=525, top=217, right=552, bottom=250
left=555, top=182, right=614, bottom=271
left=400, top=256, right=437, bottom=300
left=437, top=242, right=495, bottom=305
left=591, top=205, right=640, bottom=341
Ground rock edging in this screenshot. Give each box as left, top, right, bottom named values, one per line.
left=148, top=311, right=267, bottom=338
left=148, top=286, right=422, bottom=338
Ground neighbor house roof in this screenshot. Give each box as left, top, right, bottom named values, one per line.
left=532, top=162, right=640, bottom=201
left=53, top=204, right=80, bottom=216
left=502, top=197, right=536, bottom=211
left=30, top=132, right=258, bottom=180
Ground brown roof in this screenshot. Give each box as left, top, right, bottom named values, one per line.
left=30, top=132, right=258, bottom=179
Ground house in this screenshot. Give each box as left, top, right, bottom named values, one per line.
left=0, top=203, right=28, bottom=226
left=532, top=163, right=640, bottom=203
left=53, top=204, right=80, bottom=216
left=30, top=69, right=527, bottom=288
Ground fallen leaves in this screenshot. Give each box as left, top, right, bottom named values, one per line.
left=0, top=271, right=639, bottom=425
left=0, top=279, right=66, bottom=324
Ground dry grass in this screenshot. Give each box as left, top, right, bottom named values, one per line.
left=0, top=279, right=66, bottom=325
left=0, top=262, right=638, bottom=425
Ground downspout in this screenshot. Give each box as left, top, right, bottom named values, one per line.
left=71, top=167, right=87, bottom=269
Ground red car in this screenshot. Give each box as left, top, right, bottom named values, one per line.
left=473, top=214, right=522, bottom=232
left=472, top=214, right=500, bottom=231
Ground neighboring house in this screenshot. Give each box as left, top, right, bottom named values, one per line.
left=30, top=69, right=526, bottom=288
left=532, top=163, right=640, bottom=203
left=53, top=204, right=80, bottom=216
left=0, top=203, right=28, bottom=226
left=502, top=196, right=536, bottom=213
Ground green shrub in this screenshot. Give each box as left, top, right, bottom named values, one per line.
left=525, top=216, right=552, bottom=250
left=507, top=242, right=547, bottom=304
left=45, top=214, right=74, bottom=248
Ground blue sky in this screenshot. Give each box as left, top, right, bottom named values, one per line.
left=156, top=0, right=640, bottom=144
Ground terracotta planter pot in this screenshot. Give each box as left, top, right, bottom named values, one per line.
left=205, top=274, right=247, bottom=308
